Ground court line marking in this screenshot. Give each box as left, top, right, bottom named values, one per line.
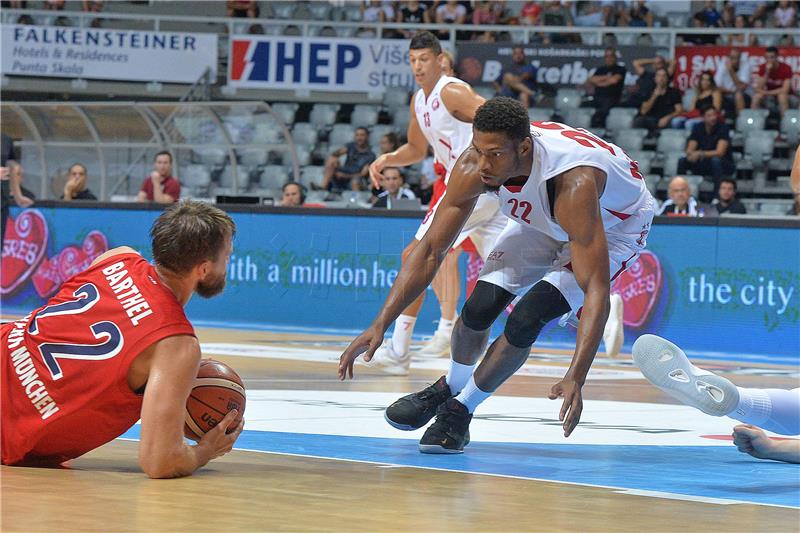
left=112, top=438, right=798, bottom=510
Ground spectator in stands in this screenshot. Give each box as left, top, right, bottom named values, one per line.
left=676, top=106, right=734, bottom=186
left=435, top=0, right=467, bottom=40
left=45, top=0, right=65, bottom=9
left=587, top=47, right=626, bottom=128
left=494, top=46, right=538, bottom=108
left=725, top=14, right=758, bottom=46
left=226, top=0, right=258, bottom=18
left=712, top=178, right=747, bottom=215
left=715, top=48, right=751, bottom=116
left=633, top=67, right=683, bottom=134
left=82, top=0, right=103, bottom=12
left=362, top=0, right=394, bottom=23
left=372, top=167, right=416, bottom=209
left=137, top=151, right=180, bottom=204
left=8, top=162, right=36, bottom=202
left=574, top=2, right=605, bottom=26
left=751, top=46, right=793, bottom=116
left=61, top=163, right=97, bottom=201
left=541, top=1, right=575, bottom=43
left=520, top=0, right=542, bottom=25
left=631, top=55, right=675, bottom=106
left=774, top=0, right=797, bottom=27
left=619, top=1, right=654, bottom=27
left=659, top=176, right=700, bottom=216
left=1, top=133, right=33, bottom=252
left=318, top=127, right=376, bottom=193
left=472, top=1, right=500, bottom=41
left=672, top=72, right=722, bottom=131
left=16, top=14, right=34, bottom=24
left=280, top=182, right=305, bottom=208
left=732, top=1, right=768, bottom=24
left=696, top=0, right=723, bottom=26
left=397, top=1, right=431, bottom=38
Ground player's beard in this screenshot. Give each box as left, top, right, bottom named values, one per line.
left=196, top=271, right=226, bottom=298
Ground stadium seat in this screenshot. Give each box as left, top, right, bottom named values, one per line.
left=270, top=103, right=299, bottom=126
left=309, top=2, right=332, bottom=20
left=392, top=112, right=410, bottom=132
left=197, top=148, right=227, bottom=170
left=351, top=105, right=380, bottom=128
left=182, top=164, right=211, bottom=189
left=474, top=86, right=496, bottom=101
left=292, top=122, right=319, bottom=148
left=272, top=2, right=295, bottom=19
left=656, top=129, right=689, bottom=155
left=663, top=152, right=682, bottom=176
left=605, top=107, right=638, bottom=133
left=328, top=124, right=356, bottom=149
left=615, top=129, right=648, bottom=152
left=370, top=125, right=395, bottom=148
left=301, top=165, right=325, bottom=189
left=528, top=108, right=553, bottom=123
left=555, top=89, right=583, bottom=112
left=666, top=12, right=688, bottom=27
left=309, top=104, right=340, bottom=129
left=253, top=121, right=283, bottom=144
left=780, top=110, right=800, bottom=146
left=383, top=90, right=410, bottom=109
left=218, top=167, right=250, bottom=191
left=743, top=130, right=778, bottom=168
left=282, top=146, right=312, bottom=167
left=616, top=33, right=637, bottom=46
left=735, top=109, right=769, bottom=135
left=239, top=147, right=269, bottom=168
left=564, top=108, right=593, bottom=129
left=260, top=165, right=290, bottom=190
left=643, top=174, right=658, bottom=196
left=758, top=199, right=793, bottom=216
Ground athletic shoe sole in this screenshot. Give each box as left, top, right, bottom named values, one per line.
left=384, top=411, right=419, bottom=431
left=418, top=444, right=464, bottom=454
left=632, top=334, right=739, bottom=417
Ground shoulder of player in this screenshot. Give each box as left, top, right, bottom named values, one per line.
left=552, top=166, right=604, bottom=207
left=90, top=246, right=140, bottom=268
left=440, top=82, right=476, bottom=110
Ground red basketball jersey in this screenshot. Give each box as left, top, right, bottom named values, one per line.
left=1, top=252, right=195, bottom=465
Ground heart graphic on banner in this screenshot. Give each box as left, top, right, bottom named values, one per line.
left=612, top=250, right=663, bottom=328
left=0, top=210, right=49, bottom=295
left=31, top=256, right=61, bottom=299
left=32, top=230, right=110, bottom=299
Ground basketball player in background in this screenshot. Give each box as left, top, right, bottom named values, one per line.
left=1, top=201, right=243, bottom=477
left=341, top=97, right=655, bottom=453
left=633, top=335, right=799, bottom=463
left=367, top=31, right=507, bottom=372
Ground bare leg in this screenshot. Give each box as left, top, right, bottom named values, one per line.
left=320, top=156, right=339, bottom=189
left=734, top=91, right=745, bottom=114
left=450, top=317, right=491, bottom=366
left=472, top=334, right=531, bottom=390
left=778, top=93, right=789, bottom=115
left=399, top=239, right=427, bottom=317
left=750, top=92, right=764, bottom=110
left=431, top=248, right=462, bottom=322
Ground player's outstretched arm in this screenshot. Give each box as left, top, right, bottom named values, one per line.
left=369, top=101, right=429, bottom=188
left=547, top=166, right=610, bottom=437
left=733, top=424, right=800, bottom=464
left=339, top=153, right=483, bottom=379
left=137, top=335, right=243, bottom=478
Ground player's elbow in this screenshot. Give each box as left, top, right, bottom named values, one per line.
left=139, top=446, right=192, bottom=479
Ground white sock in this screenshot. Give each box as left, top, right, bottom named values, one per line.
left=733, top=387, right=800, bottom=435
left=390, top=314, right=416, bottom=356
left=436, top=317, right=455, bottom=338
left=454, top=376, right=492, bottom=414
left=446, top=360, right=477, bottom=395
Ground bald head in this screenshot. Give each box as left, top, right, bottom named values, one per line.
left=668, top=176, right=691, bottom=209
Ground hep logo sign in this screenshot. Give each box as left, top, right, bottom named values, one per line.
left=229, top=37, right=362, bottom=87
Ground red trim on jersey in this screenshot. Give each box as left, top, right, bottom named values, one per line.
left=504, top=185, right=523, bottom=193
left=611, top=253, right=637, bottom=282
left=605, top=208, right=632, bottom=221
left=564, top=262, right=573, bottom=272
left=438, top=138, right=452, bottom=151
left=460, top=237, right=477, bottom=254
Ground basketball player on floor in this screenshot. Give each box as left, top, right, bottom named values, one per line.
left=1, top=201, right=243, bottom=476
left=340, top=97, right=655, bottom=453
left=633, top=335, right=799, bottom=463
left=367, top=31, right=507, bottom=371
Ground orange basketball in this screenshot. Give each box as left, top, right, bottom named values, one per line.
left=184, top=359, right=246, bottom=441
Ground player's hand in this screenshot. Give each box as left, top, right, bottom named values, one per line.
left=197, top=409, right=243, bottom=460
left=548, top=378, right=583, bottom=437
left=338, top=325, right=384, bottom=380
left=732, top=424, right=775, bottom=460
left=368, top=154, right=389, bottom=189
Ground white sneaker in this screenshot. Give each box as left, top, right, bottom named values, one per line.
left=365, top=339, right=410, bottom=376
left=602, top=293, right=624, bottom=358
left=632, top=334, right=739, bottom=417
left=415, top=331, right=451, bottom=359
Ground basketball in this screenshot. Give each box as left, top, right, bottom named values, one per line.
left=184, top=359, right=246, bottom=441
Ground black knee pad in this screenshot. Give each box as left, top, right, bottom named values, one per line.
left=460, top=281, right=515, bottom=331
left=503, top=281, right=571, bottom=348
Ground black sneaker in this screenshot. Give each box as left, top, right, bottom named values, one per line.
left=418, top=398, right=472, bottom=454
left=384, top=376, right=453, bottom=431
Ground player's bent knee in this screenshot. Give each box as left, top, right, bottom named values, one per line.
left=504, top=281, right=571, bottom=348
left=461, top=281, right=514, bottom=331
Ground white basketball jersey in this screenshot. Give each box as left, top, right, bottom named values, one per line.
left=496, top=122, right=654, bottom=241
left=413, top=75, right=474, bottom=182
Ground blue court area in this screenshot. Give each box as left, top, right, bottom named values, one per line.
left=120, top=426, right=800, bottom=508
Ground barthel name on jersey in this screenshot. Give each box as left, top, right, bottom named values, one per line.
left=102, top=261, right=154, bottom=326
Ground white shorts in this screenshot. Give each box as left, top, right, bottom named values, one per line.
left=478, top=203, right=655, bottom=311
left=415, top=193, right=508, bottom=260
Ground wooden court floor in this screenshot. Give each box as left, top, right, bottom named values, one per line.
left=2, top=325, right=799, bottom=532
